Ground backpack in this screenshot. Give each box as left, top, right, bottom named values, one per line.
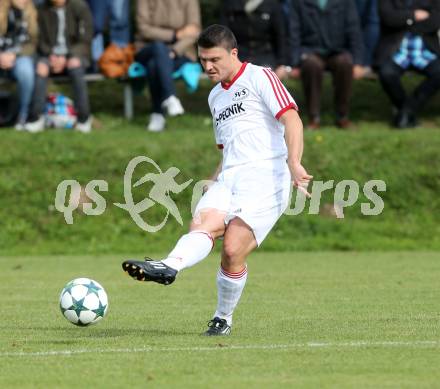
left=44, top=93, right=77, bottom=129
left=98, top=44, right=135, bottom=78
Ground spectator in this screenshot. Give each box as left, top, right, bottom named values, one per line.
left=134, top=0, right=201, bottom=132
left=0, top=0, right=38, bottom=130
left=86, top=0, right=130, bottom=71
left=220, top=0, right=287, bottom=79
left=25, top=0, right=94, bottom=133
left=355, top=0, right=380, bottom=74
left=375, top=0, right=440, bottom=129
left=288, top=0, right=364, bottom=129
left=280, top=0, right=295, bottom=71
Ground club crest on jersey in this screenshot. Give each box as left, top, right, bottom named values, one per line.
left=232, top=88, right=249, bottom=101
left=215, top=102, right=246, bottom=126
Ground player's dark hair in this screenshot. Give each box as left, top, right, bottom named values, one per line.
left=197, top=24, right=238, bottom=51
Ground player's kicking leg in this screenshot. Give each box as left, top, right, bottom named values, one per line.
left=122, top=209, right=225, bottom=285
left=204, top=217, right=257, bottom=336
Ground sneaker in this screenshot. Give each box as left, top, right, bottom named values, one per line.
left=75, top=116, right=93, bottom=133
left=147, top=113, right=166, bottom=132
left=203, top=317, right=231, bottom=336
left=122, top=258, right=178, bottom=285
left=161, top=95, right=184, bottom=117
left=14, top=121, right=26, bottom=131
left=394, top=108, right=418, bottom=129
left=24, top=116, right=45, bottom=133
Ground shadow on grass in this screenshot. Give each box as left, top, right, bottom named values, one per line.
left=4, top=326, right=197, bottom=339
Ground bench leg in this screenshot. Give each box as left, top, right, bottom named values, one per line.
left=124, top=83, right=133, bottom=120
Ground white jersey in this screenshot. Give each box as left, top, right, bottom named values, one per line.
left=208, top=62, right=298, bottom=169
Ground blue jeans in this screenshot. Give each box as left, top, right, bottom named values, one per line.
left=135, top=42, right=190, bottom=114
left=11, top=56, right=35, bottom=122
left=280, top=0, right=294, bottom=65
left=86, top=0, right=130, bottom=62
left=355, top=0, right=380, bottom=67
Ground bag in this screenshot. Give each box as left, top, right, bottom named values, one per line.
left=128, top=61, right=203, bottom=93
left=98, top=43, right=135, bottom=78
left=44, top=93, right=77, bottom=129
left=173, top=62, right=203, bottom=93
left=0, top=91, right=19, bottom=127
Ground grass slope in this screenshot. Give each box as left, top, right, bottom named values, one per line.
left=0, top=77, right=439, bottom=254
left=1, top=252, right=439, bottom=388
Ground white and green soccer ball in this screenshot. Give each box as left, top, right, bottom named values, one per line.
left=59, top=278, right=109, bottom=326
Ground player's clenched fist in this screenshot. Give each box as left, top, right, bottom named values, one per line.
left=290, top=162, right=313, bottom=198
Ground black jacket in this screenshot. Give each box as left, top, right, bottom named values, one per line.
left=37, top=0, right=93, bottom=59
left=289, top=0, right=364, bottom=66
left=220, top=0, right=286, bottom=67
left=374, top=0, right=440, bottom=67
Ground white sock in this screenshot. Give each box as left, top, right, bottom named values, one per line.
left=162, top=230, right=214, bottom=271
left=214, top=265, right=248, bottom=326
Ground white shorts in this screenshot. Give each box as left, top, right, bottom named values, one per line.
left=194, top=159, right=291, bottom=246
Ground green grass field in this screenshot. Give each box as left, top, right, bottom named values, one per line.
left=1, top=75, right=439, bottom=387
left=1, top=252, right=439, bottom=388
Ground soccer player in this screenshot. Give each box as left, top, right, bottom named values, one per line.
left=122, top=24, right=312, bottom=336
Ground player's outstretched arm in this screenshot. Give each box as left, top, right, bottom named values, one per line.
left=280, top=109, right=313, bottom=197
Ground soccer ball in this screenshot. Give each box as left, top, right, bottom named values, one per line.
left=59, top=278, right=109, bottom=326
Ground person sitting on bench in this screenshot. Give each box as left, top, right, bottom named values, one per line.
left=25, top=0, right=93, bottom=133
